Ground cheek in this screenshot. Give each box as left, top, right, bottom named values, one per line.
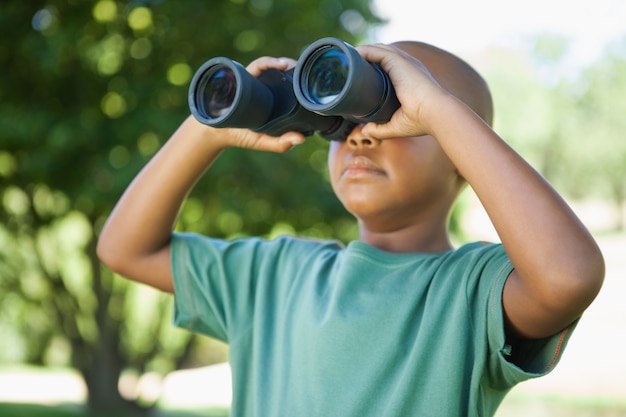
left=327, top=142, right=342, bottom=185
left=396, top=138, right=453, bottom=172
left=387, top=140, right=458, bottom=193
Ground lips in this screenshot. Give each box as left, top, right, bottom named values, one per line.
left=341, top=155, right=386, bottom=178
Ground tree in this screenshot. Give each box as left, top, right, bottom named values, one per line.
left=0, top=0, right=380, bottom=413
left=480, top=37, right=576, bottom=178
left=569, top=40, right=626, bottom=230
left=480, top=35, right=626, bottom=231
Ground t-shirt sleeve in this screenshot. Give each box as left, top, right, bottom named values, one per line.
left=170, top=232, right=334, bottom=344
left=170, top=232, right=272, bottom=343
left=480, top=244, right=579, bottom=389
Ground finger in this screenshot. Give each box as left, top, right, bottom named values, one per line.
left=246, top=56, right=295, bottom=76
left=361, top=121, right=397, bottom=140
left=258, top=132, right=306, bottom=153
left=277, top=57, right=298, bottom=70
left=361, top=113, right=418, bottom=140
left=355, top=43, right=399, bottom=65
left=357, top=43, right=427, bottom=77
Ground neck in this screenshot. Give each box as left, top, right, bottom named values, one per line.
left=357, top=216, right=453, bottom=254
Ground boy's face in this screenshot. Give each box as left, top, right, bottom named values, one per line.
left=327, top=125, right=462, bottom=232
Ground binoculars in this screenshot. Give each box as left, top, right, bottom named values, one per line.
left=188, top=37, right=400, bottom=141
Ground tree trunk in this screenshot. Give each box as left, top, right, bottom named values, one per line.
left=82, top=235, right=150, bottom=415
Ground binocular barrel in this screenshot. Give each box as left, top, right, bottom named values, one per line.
left=188, top=38, right=400, bottom=141
left=293, top=37, right=399, bottom=124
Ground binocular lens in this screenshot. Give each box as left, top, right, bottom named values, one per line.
left=202, top=67, right=237, bottom=119
left=306, top=48, right=349, bottom=105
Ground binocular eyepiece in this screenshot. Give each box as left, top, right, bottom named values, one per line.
left=188, top=37, right=400, bottom=141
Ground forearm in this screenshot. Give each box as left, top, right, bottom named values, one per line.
left=97, top=116, right=226, bottom=289
left=97, top=111, right=304, bottom=292
left=428, top=95, right=604, bottom=326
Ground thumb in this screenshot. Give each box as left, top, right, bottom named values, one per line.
left=362, top=111, right=423, bottom=140
left=361, top=121, right=397, bottom=140
left=259, top=132, right=306, bottom=153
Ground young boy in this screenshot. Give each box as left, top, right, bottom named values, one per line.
left=97, top=41, right=605, bottom=416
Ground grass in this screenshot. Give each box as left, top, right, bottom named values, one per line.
left=0, top=403, right=100, bottom=417
left=1, top=364, right=624, bottom=417
left=0, top=402, right=229, bottom=417
left=3, top=397, right=626, bottom=417
left=496, top=393, right=626, bottom=417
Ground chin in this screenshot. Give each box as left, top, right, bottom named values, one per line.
left=341, top=198, right=378, bottom=218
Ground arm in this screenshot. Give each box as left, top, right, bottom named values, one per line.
left=357, top=44, right=605, bottom=339
left=425, top=97, right=604, bottom=339
left=97, top=58, right=304, bottom=293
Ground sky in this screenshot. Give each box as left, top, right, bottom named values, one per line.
left=370, top=0, right=626, bottom=70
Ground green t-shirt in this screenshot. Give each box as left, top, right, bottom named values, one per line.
left=171, top=233, right=575, bottom=417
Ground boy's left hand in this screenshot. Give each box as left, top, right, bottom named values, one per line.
left=356, top=44, right=447, bottom=140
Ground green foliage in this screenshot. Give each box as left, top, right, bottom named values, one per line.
left=0, top=402, right=229, bottom=417
left=571, top=41, right=626, bottom=228
left=0, top=0, right=380, bottom=412
left=483, top=37, right=626, bottom=229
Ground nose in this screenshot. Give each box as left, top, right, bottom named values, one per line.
left=346, top=124, right=381, bottom=149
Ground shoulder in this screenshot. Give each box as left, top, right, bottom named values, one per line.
left=454, top=241, right=510, bottom=270
left=272, top=234, right=345, bottom=253
left=171, top=232, right=344, bottom=262
left=444, top=241, right=511, bottom=273
left=453, top=240, right=505, bottom=257
left=445, top=241, right=514, bottom=303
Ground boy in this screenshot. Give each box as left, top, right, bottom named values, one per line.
left=97, top=41, right=605, bottom=416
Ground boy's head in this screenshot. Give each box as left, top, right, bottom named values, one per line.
left=327, top=41, right=492, bottom=238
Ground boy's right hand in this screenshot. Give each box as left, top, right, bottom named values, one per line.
left=205, top=56, right=306, bottom=153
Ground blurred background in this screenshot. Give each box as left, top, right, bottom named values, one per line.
left=0, top=0, right=624, bottom=416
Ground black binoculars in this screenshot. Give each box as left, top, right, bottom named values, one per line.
left=188, top=37, right=400, bottom=141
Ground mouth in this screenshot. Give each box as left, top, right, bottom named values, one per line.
left=341, top=155, right=386, bottom=179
